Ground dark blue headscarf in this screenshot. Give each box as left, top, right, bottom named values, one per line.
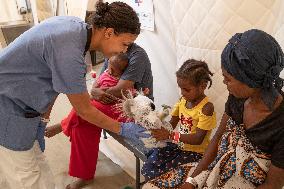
left=221, top=29, right=284, bottom=109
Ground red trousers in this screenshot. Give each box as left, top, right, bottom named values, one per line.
left=61, top=100, right=122, bottom=180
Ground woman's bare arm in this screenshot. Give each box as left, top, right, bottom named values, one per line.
left=191, top=113, right=228, bottom=177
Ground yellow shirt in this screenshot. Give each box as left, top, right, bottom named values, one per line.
left=171, top=96, right=216, bottom=154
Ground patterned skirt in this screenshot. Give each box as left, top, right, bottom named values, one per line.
left=143, top=118, right=271, bottom=189
left=142, top=162, right=197, bottom=189
left=194, top=118, right=271, bottom=188
left=142, top=142, right=202, bottom=188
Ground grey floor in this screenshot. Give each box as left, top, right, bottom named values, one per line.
left=45, top=133, right=135, bottom=189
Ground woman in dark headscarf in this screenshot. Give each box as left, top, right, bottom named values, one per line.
left=179, top=29, right=284, bottom=189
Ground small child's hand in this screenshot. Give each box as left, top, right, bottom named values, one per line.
left=150, top=127, right=170, bottom=141
left=142, top=88, right=150, bottom=96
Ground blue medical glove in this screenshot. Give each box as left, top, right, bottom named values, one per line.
left=119, top=122, right=151, bottom=140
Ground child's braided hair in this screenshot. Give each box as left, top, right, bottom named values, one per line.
left=176, top=59, right=213, bottom=88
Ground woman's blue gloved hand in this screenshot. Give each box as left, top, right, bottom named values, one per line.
left=119, top=122, right=151, bottom=140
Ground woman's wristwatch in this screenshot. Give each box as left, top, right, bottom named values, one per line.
left=186, top=177, right=198, bottom=188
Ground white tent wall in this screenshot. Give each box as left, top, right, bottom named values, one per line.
left=134, top=1, right=179, bottom=109
left=170, top=0, right=284, bottom=122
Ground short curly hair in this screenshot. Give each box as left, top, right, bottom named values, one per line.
left=87, top=1, right=141, bottom=35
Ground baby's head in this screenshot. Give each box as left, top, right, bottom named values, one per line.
left=176, top=59, right=213, bottom=101
left=108, top=53, right=129, bottom=77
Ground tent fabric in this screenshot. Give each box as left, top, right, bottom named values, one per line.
left=170, top=0, right=284, bottom=122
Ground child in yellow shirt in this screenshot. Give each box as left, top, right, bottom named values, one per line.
left=141, top=59, right=216, bottom=181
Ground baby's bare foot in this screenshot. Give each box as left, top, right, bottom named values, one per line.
left=65, top=179, right=94, bottom=189
left=45, top=124, right=62, bottom=138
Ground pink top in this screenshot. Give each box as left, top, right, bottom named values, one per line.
left=61, top=70, right=133, bottom=137
left=96, top=70, right=119, bottom=88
